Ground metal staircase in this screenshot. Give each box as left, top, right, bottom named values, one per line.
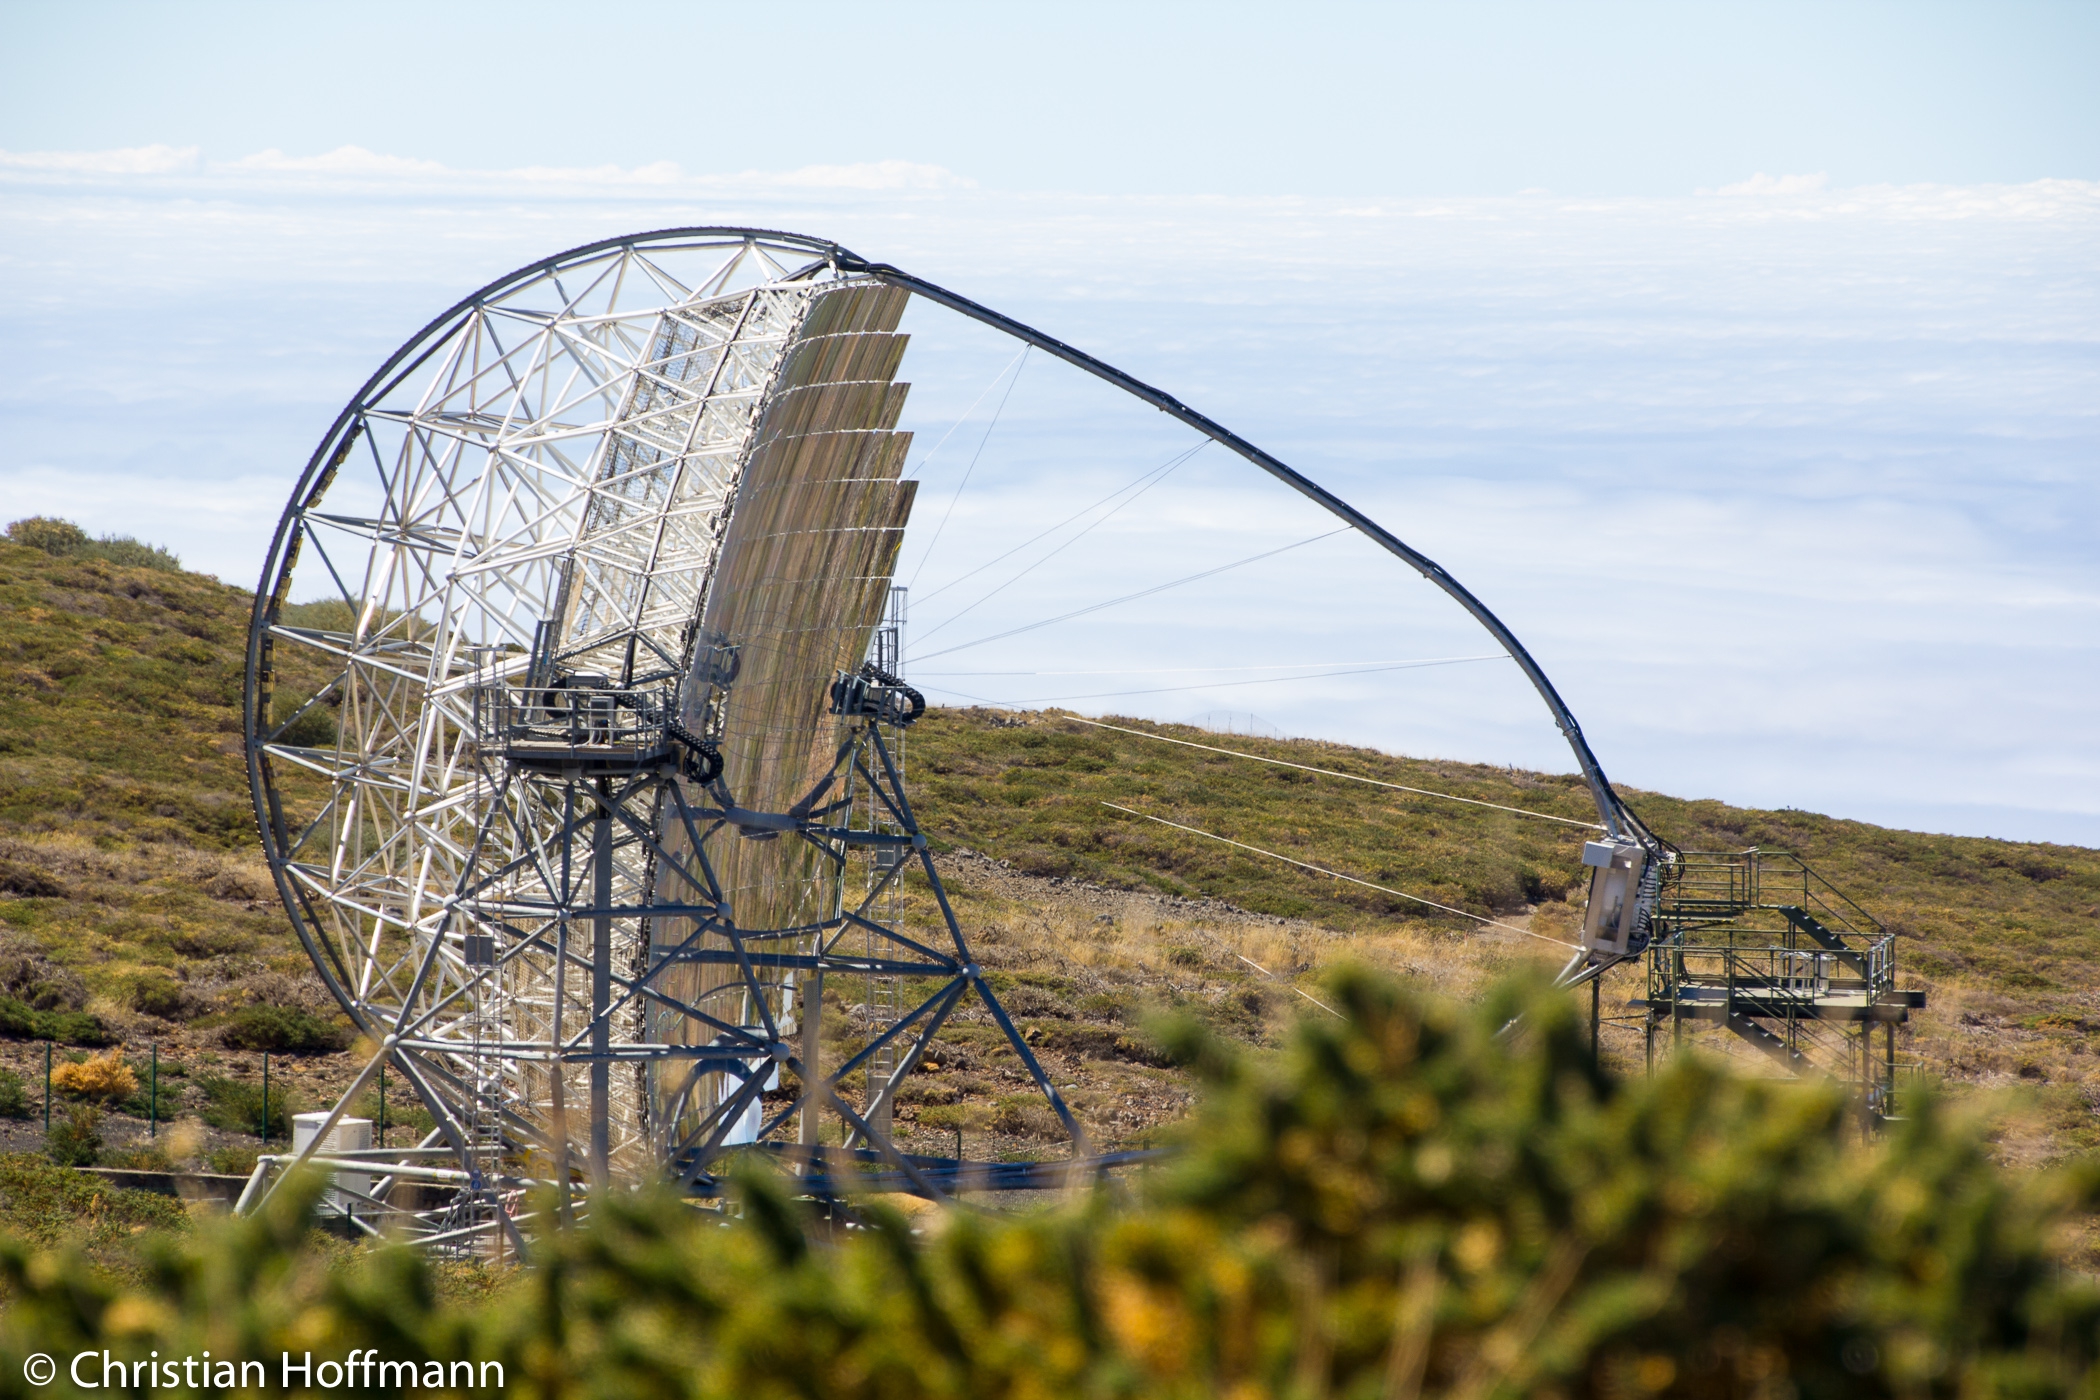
left=1641, top=849, right=1923, bottom=1118
left=858, top=589, right=908, bottom=1137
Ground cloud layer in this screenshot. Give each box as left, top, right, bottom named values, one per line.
left=0, top=144, right=974, bottom=191
left=0, top=153, right=2091, bottom=845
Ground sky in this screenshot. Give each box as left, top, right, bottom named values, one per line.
left=1, top=2, right=2095, bottom=848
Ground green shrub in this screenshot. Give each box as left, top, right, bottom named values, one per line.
left=195, top=1073, right=292, bottom=1139
left=0, top=947, right=88, bottom=1012
left=82, top=536, right=182, bottom=571
left=128, top=973, right=196, bottom=1020
left=3, top=517, right=88, bottom=554
left=0, top=997, right=113, bottom=1046
left=206, top=1145, right=259, bottom=1177
left=4, top=515, right=180, bottom=571
left=103, top=1143, right=173, bottom=1172
left=0, top=859, right=66, bottom=899
left=349, top=1087, right=433, bottom=1143
left=270, top=701, right=338, bottom=749
left=44, top=1106, right=102, bottom=1167
left=989, top=1094, right=1063, bottom=1139
left=0, top=1070, right=31, bottom=1120
left=115, top=1055, right=184, bottom=1120
left=220, top=1003, right=351, bottom=1054
left=0, top=1151, right=188, bottom=1249
left=913, top=1103, right=971, bottom=1131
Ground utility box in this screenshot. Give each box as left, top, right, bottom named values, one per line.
left=292, top=1113, right=374, bottom=1221
left=1580, top=840, right=1648, bottom=956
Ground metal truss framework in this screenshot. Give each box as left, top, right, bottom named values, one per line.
left=1638, top=850, right=1923, bottom=1119
left=242, top=227, right=1674, bottom=1244
left=239, top=234, right=1114, bottom=1246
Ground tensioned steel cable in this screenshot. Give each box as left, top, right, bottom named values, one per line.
left=1073, top=717, right=1606, bottom=830
left=908, top=347, right=1029, bottom=588
left=913, top=439, right=1208, bottom=608
left=912, top=440, right=1208, bottom=642
left=1101, top=803, right=1583, bottom=951
left=911, top=527, right=1349, bottom=663
left=839, top=245, right=1644, bottom=845
left=928, top=658, right=1488, bottom=677
left=902, top=343, right=1029, bottom=484
left=917, top=655, right=1505, bottom=705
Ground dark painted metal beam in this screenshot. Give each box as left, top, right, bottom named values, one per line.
left=830, top=250, right=1646, bottom=845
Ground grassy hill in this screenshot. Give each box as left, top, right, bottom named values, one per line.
left=0, top=534, right=316, bottom=1027
left=2, top=526, right=2097, bottom=1169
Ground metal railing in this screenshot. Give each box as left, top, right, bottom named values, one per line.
left=1660, top=938, right=1895, bottom=1002
left=472, top=682, right=677, bottom=762
left=1662, top=849, right=1883, bottom=942
left=1650, top=849, right=1901, bottom=1017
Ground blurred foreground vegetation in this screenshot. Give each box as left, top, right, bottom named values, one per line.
left=3, top=968, right=2096, bottom=1398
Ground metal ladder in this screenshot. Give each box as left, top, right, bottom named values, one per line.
left=434, top=935, right=508, bottom=1251
left=863, top=589, right=907, bottom=1133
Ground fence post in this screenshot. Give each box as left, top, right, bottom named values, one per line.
left=261, top=1053, right=270, bottom=1142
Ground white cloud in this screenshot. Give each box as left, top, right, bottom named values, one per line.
left=0, top=143, right=200, bottom=174
left=1714, top=171, right=1829, bottom=196
left=763, top=160, right=975, bottom=191
left=0, top=176, right=2092, bottom=842
left=0, top=145, right=975, bottom=194
left=225, top=145, right=449, bottom=175
left=507, top=160, right=685, bottom=185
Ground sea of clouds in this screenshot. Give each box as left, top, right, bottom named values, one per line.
left=0, top=149, right=2093, bottom=845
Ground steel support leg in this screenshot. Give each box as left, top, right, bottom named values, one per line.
left=1590, top=974, right=1601, bottom=1061
left=590, top=784, right=612, bottom=1186
left=1885, top=1019, right=1896, bottom=1117
left=799, top=966, right=825, bottom=1164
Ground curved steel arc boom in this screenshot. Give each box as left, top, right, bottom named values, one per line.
left=244, top=223, right=1658, bottom=935
left=826, top=253, right=1652, bottom=848
left=232, top=224, right=1670, bottom=1238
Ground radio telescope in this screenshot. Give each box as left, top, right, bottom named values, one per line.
left=238, top=228, right=1910, bottom=1249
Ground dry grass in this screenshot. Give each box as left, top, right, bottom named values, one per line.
left=804, top=849, right=1573, bottom=1159
left=3, top=535, right=2098, bottom=1185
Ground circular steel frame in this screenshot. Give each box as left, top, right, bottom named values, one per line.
left=243, top=227, right=1653, bottom=1216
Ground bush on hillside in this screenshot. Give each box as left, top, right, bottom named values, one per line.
left=4, top=514, right=181, bottom=572
left=0, top=859, right=66, bottom=900
left=206, top=1145, right=259, bottom=1177
left=50, top=1050, right=137, bottom=1104
left=275, top=597, right=358, bottom=632
left=43, top=1106, right=103, bottom=1167
left=0, top=1070, right=31, bottom=1120
left=3, top=517, right=89, bottom=554
left=0, top=997, right=112, bottom=1047
left=220, top=1003, right=352, bottom=1054
left=270, top=699, right=339, bottom=749
left=128, top=971, right=202, bottom=1021
left=0, top=945, right=88, bottom=1012
left=103, top=1142, right=175, bottom=1172
left=1, top=967, right=2096, bottom=1395
left=195, top=1073, right=293, bottom=1140
left=0, top=1151, right=189, bottom=1249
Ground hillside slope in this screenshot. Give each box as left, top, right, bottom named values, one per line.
left=1, top=536, right=2096, bottom=1164
left=0, top=541, right=333, bottom=1025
